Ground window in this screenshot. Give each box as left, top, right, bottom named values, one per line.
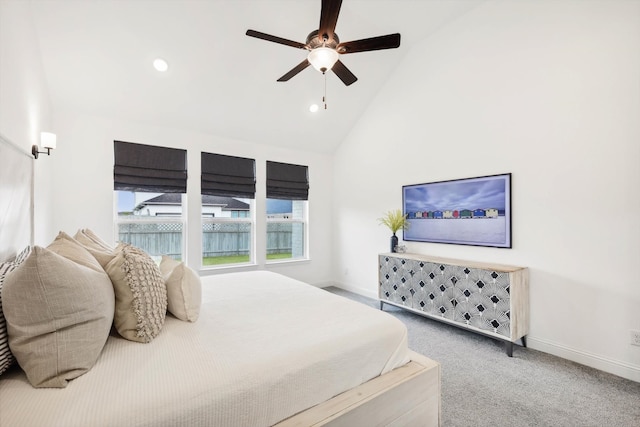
left=266, top=161, right=309, bottom=261
left=266, top=198, right=307, bottom=260
left=116, top=191, right=184, bottom=259
left=201, top=152, right=255, bottom=267
left=114, top=141, right=186, bottom=260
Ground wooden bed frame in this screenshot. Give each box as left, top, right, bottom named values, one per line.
left=0, top=135, right=441, bottom=427
left=276, top=350, right=441, bottom=427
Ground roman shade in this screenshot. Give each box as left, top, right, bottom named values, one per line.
left=266, top=161, right=309, bottom=200
left=114, top=141, right=187, bottom=193
left=201, top=152, right=256, bottom=198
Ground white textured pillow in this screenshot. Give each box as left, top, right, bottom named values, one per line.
left=2, top=247, right=115, bottom=388
left=105, top=243, right=167, bottom=342
left=160, top=256, right=202, bottom=322
left=0, top=246, right=31, bottom=377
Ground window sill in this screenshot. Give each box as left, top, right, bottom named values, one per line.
left=199, top=262, right=258, bottom=275
left=266, top=257, right=310, bottom=266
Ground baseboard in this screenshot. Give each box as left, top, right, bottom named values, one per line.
left=313, top=280, right=338, bottom=289
left=331, top=281, right=378, bottom=300
left=527, top=336, right=640, bottom=383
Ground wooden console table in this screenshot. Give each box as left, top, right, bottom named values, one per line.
left=379, top=253, right=529, bottom=356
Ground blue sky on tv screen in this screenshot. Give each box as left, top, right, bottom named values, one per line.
left=404, top=177, right=507, bottom=212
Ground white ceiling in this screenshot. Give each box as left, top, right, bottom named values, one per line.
left=29, top=0, right=480, bottom=154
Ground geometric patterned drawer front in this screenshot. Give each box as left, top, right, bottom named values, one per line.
left=379, top=255, right=512, bottom=338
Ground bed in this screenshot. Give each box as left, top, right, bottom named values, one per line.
left=0, top=134, right=440, bottom=427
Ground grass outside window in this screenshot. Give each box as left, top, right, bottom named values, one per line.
left=203, top=253, right=292, bottom=266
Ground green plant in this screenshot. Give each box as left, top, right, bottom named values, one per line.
left=378, top=209, right=409, bottom=235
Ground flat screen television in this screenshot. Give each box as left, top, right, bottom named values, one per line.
left=402, top=173, right=512, bottom=248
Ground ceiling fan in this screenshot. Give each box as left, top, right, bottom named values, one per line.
left=246, top=0, right=401, bottom=86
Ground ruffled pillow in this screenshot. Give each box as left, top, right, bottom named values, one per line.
left=105, top=243, right=167, bottom=343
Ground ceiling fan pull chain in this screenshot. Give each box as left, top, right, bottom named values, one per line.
left=323, top=72, right=328, bottom=110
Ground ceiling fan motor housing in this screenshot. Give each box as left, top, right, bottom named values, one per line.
left=306, top=30, right=340, bottom=50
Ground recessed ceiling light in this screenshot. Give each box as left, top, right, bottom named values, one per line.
left=309, top=104, right=319, bottom=113
left=153, top=58, right=168, bottom=72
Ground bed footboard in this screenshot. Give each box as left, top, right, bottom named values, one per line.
left=275, top=350, right=440, bottom=427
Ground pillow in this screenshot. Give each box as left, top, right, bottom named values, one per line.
left=159, top=256, right=202, bottom=322
left=2, top=246, right=115, bottom=388
left=13, top=245, right=32, bottom=265
left=105, top=243, right=167, bottom=343
left=0, top=246, right=31, bottom=377
left=47, top=231, right=106, bottom=273
left=73, top=229, right=116, bottom=268
left=80, top=228, right=113, bottom=251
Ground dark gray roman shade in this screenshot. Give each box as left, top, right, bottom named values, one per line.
left=114, top=141, right=187, bottom=193
left=201, top=152, right=256, bottom=198
left=266, top=161, right=309, bottom=200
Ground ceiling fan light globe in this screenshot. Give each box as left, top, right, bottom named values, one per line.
left=307, top=47, right=339, bottom=73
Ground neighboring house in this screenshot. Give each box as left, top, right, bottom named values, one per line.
left=134, top=194, right=250, bottom=218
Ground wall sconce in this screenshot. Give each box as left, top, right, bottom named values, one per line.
left=32, top=132, right=56, bottom=159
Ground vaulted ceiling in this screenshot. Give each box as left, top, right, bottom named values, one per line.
left=29, top=0, right=480, bottom=153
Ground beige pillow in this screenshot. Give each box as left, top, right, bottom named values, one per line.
left=73, top=229, right=116, bottom=268
left=105, top=243, right=167, bottom=343
left=0, top=246, right=31, bottom=377
left=81, top=228, right=113, bottom=251
left=2, top=247, right=115, bottom=388
left=0, top=262, right=18, bottom=377
left=160, top=256, right=202, bottom=322
left=47, top=231, right=106, bottom=273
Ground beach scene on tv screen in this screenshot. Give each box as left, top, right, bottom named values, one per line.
left=403, top=176, right=509, bottom=246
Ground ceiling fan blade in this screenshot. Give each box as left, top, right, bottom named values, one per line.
left=277, top=59, right=311, bottom=82
left=331, top=60, right=357, bottom=86
left=246, top=30, right=307, bottom=49
left=318, top=0, right=342, bottom=42
left=337, top=33, right=401, bottom=54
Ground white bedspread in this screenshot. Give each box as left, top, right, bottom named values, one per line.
left=0, top=271, right=409, bottom=427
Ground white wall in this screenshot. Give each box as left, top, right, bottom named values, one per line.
left=49, top=112, right=334, bottom=286
left=0, top=0, right=54, bottom=244
left=332, top=0, right=640, bottom=381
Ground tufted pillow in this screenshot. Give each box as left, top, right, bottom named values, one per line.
left=73, top=229, right=116, bottom=268
left=2, top=246, right=114, bottom=388
left=0, top=246, right=31, bottom=377
left=159, top=256, right=202, bottom=322
left=105, top=243, right=167, bottom=343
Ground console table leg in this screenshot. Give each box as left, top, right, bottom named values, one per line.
left=521, top=336, right=527, bottom=348
left=505, top=341, right=513, bottom=357
left=380, top=301, right=385, bottom=310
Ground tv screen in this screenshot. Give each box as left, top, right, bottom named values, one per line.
left=402, top=173, right=512, bottom=248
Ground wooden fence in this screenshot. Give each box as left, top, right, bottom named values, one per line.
left=118, top=222, right=293, bottom=258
